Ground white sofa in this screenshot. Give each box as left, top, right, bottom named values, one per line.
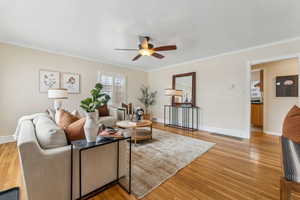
left=17, top=115, right=127, bottom=200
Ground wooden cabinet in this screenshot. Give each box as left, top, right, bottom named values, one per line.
left=251, top=103, right=263, bottom=127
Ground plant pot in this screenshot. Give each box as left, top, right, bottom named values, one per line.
left=84, top=112, right=99, bottom=143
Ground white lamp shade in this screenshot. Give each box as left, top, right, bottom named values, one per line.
left=48, top=88, right=68, bottom=99
left=164, top=89, right=184, bottom=96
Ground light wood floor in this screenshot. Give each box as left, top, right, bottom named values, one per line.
left=0, top=123, right=297, bottom=200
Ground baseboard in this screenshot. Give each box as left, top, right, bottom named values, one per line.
left=155, top=118, right=249, bottom=139
left=264, top=130, right=282, bottom=136
left=201, top=126, right=249, bottom=139
left=0, top=135, right=15, bottom=144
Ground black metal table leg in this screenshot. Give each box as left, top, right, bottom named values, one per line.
left=129, top=138, right=132, bottom=194
left=71, top=145, right=73, bottom=200
left=79, top=149, right=82, bottom=199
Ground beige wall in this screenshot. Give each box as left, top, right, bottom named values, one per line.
left=148, top=39, right=300, bottom=138
left=0, top=43, right=148, bottom=137
left=252, top=58, right=299, bottom=135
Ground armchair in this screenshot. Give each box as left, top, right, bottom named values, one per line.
left=97, top=106, right=124, bottom=127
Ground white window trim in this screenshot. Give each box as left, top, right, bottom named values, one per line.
left=97, top=71, right=128, bottom=106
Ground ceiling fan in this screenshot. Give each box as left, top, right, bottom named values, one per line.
left=115, top=36, right=177, bottom=61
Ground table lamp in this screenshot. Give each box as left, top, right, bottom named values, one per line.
left=164, top=89, right=184, bottom=105
left=48, top=88, right=68, bottom=110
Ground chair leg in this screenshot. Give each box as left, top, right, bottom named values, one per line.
left=281, top=177, right=292, bottom=200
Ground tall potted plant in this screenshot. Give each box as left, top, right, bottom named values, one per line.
left=80, top=83, right=110, bottom=142
left=138, top=85, right=157, bottom=120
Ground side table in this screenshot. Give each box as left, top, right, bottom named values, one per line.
left=71, top=136, right=132, bottom=200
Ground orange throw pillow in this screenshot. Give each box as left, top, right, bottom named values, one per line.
left=56, top=109, right=80, bottom=129
left=65, top=118, right=86, bottom=142
left=283, top=105, right=300, bottom=143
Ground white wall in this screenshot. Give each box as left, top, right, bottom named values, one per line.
left=252, top=58, right=299, bottom=135
left=0, top=43, right=148, bottom=137
left=148, top=39, right=300, bottom=138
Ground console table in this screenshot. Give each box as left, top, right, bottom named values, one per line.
left=164, top=105, right=199, bottom=131
left=71, top=136, right=131, bottom=200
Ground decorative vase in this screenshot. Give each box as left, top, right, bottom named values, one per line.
left=84, top=111, right=99, bottom=143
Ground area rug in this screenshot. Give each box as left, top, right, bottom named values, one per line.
left=129, top=128, right=215, bottom=199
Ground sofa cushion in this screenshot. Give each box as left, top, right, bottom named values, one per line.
left=34, top=116, right=68, bottom=149
left=56, top=109, right=80, bottom=129
left=283, top=105, right=300, bottom=143
left=65, top=118, right=86, bottom=142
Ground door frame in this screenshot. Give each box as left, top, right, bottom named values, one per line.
left=245, top=54, right=300, bottom=138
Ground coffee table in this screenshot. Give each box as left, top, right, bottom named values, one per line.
left=116, top=120, right=152, bottom=145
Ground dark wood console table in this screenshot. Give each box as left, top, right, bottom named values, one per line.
left=164, top=105, right=199, bottom=131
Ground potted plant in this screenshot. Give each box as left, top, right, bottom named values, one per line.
left=80, top=83, right=110, bottom=142
left=137, top=85, right=157, bottom=120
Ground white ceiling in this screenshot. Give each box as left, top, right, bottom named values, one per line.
left=1, top=0, right=300, bottom=71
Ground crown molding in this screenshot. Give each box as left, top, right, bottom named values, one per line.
left=2, top=36, right=300, bottom=73
left=0, top=40, right=147, bottom=72
left=147, top=36, right=300, bottom=72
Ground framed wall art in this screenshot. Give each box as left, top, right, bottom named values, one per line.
left=62, top=72, right=80, bottom=94
left=276, top=75, right=298, bottom=97
left=39, top=70, right=60, bottom=93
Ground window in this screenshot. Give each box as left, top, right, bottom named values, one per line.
left=97, top=72, right=127, bottom=106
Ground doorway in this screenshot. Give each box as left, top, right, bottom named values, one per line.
left=249, top=57, right=300, bottom=137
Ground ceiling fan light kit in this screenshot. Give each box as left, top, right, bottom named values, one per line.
left=115, top=36, right=177, bottom=61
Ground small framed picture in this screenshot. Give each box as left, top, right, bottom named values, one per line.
left=39, top=70, right=60, bottom=93
left=62, top=72, right=80, bottom=94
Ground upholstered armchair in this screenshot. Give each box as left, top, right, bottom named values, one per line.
left=280, top=136, right=300, bottom=200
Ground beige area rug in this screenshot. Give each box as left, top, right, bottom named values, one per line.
left=130, top=128, right=215, bottom=199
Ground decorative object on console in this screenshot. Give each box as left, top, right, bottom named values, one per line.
left=80, top=83, right=111, bottom=143
left=62, top=72, right=80, bottom=94
left=39, top=70, right=60, bottom=93
left=48, top=88, right=68, bottom=110
left=164, top=89, right=183, bottom=105
left=138, top=85, right=157, bottom=120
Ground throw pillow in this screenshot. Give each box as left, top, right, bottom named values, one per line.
left=56, top=109, right=80, bottom=129
left=98, top=105, right=109, bottom=117
left=65, top=118, right=86, bottom=142
left=283, top=105, right=300, bottom=143
left=34, top=115, right=68, bottom=149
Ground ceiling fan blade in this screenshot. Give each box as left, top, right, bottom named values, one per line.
left=153, top=45, right=177, bottom=51
left=141, top=38, right=149, bottom=49
left=132, top=54, right=142, bottom=61
left=152, top=53, right=164, bottom=59
left=114, top=48, right=139, bottom=51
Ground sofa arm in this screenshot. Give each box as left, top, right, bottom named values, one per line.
left=17, top=120, right=72, bottom=200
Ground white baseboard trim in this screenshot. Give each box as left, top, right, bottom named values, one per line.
left=155, top=118, right=249, bottom=139
left=264, top=130, right=282, bottom=136
left=0, top=135, right=16, bottom=144
left=200, top=126, right=249, bottom=139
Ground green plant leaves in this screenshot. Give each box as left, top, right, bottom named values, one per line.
left=138, top=85, right=157, bottom=114
left=80, top=83, right=111, bottom=113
